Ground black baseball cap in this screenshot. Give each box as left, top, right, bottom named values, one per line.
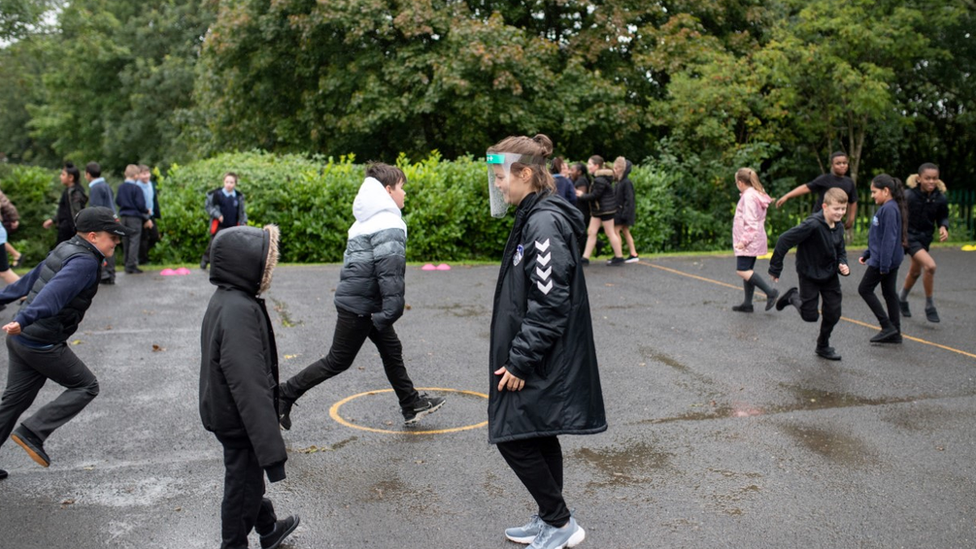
left=75, top=207, right=138, bottom=237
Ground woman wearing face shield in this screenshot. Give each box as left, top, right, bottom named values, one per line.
left=486, top=134, right=607, bottom=549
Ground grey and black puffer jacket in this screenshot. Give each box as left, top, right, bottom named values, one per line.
left=333, top=177, right=408, bottom=331
left=199, top=225, right=286, bottom=481
left=578, top=168, right=617, bottom=217
left=489, top=191, right=608, bottom=444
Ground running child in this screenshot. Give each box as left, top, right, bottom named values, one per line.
left=731, top=168, right=778, bottom=312
left=769, top=188, right=851, bottom=361
left=857, top=174, right=907, bottom=343
left=899, top=163, right=950, bottom=323
left=776, top=152, right=858, bottom=231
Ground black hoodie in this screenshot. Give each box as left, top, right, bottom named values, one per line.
left=768, top=211, right=849, bottom=282
left=613, top=160, right=636, bottom=226
left=488, top=192, right=607, bottom=443
left=199, top=225, right=286, bottom=481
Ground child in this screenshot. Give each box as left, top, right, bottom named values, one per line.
left=43, top=162, right=89, bottom=245
left=776, top=152, right=858, bottom=231
left=858, top=174, right=907, bottom=343
left=576, top=155, right=624, bottom=265
left=549, top=157, right=577, bottom=205
left=277, top=163, right=444, bottom=429
left=612, top=157, right=639, bottom=263
left=115, top=164, right=148, bottom=274
left=85, top=162, right=117, bottom=284
left=899, top=163, right=950, bottom=323
left=731, top=168, right=778, bottom=312
left=769, top=188, right=851, bottom=361
left=201, top=172, right=247, bottom=270
left=487, top=134, right=606, bottom=549
left=199, top=224, right=300, bottom=549
left=137, top=165, right=160, bottom=265
left=0, top=207, right=135, bottom=480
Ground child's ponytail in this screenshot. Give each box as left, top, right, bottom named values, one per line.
left=735, top=168, right=766, bottom=195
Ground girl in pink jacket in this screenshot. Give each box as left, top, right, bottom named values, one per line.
left=732, top=168, right=779, bottom=312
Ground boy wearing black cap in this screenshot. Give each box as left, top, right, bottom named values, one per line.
left=0, top=206, right=134, bottom=480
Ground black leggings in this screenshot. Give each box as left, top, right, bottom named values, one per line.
left=497, top=436, right=570, bottom=528
left=858, top=265, right=900, bottom=330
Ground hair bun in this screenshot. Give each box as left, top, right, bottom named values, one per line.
left=532, top=134, right=553, bottom=157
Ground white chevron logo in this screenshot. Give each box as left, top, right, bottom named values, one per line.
left=535, top=238, right=550, bottom=252
left=537, top=252, right=551, bottom=266
left=536, top=265, right=552, bottom=280
left=537, top=280, right=553, bottom=294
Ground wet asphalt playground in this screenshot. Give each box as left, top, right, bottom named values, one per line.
left=0, top=247, right=974, bottom=548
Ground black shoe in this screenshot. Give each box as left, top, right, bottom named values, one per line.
left=764, top=288, right=780, bottom=311
left=925, top=305, right=940, bottom=323
left=0, top=469, right=7, bottom=480
left=870, top=326, right=901, bottom=343
left=100, top=278, right=115, bottom=285
left=403, top=393, right=445, bottom=425
left=776, top=287, right=798, bottom=311
left=815, top=346, right=842, bottom=361
left=200, top=258, right=208, bottom=270
left=606, top=256, right=625, bottom=266
left=11, top=425, right=50, bottom=467
left=580, top=257, right=590, bottom=266
left=278, top=396, right=295, bottom=431
left=260, top=515, right=300, bottom=549
left=898, top=299, right=911, bottom=318
left=125, top=267, right=144, bottom=274
left=732, top=304, right=754, bottom=313
left=625, top=255, right=640, bottom=264
left=595, top=240, right=605, bottom=258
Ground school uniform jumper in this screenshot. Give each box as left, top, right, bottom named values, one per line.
left=200, top=226, right=286, bottom=549
left=490, top=191, right=607, bottom=527
left=0, top=236, right=103, bottom=465
left=858, top=199, right=904, bottom=330
left=769, top=211, right=849, bottom=349
left=115, top=180, right=147, bottom=272
left=202, top=188, right=247, bottom=267
left=88, top=178, right=117, bottom=282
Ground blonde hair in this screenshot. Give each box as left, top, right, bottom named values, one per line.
left=824, top=187, right=848, bottom=205
left=124, top=164, right=140, bottom=179
left=487, top=134, right=556, bottom=195
left=735, top=167, right=766, bottom=194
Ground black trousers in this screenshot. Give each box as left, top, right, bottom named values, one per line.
left=281, top=307, right=419, bottom=409
left=497, top=436, right=571, bottom=528
left=219, top=439, right=277, bottom=549
left=120, top=216, right=143, bottom=272
left=797, top=274, right=843, bottom=348
left=138, top=221, right=160, bottom=264
left=858, top=265, right=900, bottom=330
left=0, top=338, right=99, bottom=449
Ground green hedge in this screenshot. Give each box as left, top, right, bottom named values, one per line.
left=0, top=152, right=678, bottom=264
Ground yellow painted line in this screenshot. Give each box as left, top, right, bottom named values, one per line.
left=638, top=260, right=976, bottom=361
left=329, top=387, right=488, bottom=435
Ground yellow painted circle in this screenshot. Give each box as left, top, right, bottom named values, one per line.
left=329, top=387, right=488, bottom=435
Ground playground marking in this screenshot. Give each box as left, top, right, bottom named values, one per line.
left=638, top=260, right=976, bottom=361
left=329, top=387, right=488, bottom=435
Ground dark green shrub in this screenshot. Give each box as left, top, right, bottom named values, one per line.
left=0, top=165, right=61, bottom=266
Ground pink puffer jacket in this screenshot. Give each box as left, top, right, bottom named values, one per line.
left=732, top=187, right=772, bottom=257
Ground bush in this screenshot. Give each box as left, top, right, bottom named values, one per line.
left=0, top=164, right=61, bottom=266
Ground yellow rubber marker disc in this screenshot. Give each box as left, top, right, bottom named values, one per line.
left=329, top=387, right=488, bottom=435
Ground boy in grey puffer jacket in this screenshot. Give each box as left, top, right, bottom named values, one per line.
left=277, top=163, right=445, bottom=428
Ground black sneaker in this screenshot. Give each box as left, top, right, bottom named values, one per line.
left=764, top=288, right=780, bottom=311
left=731, top=304, right=754, bottom=313
left=11, top=425, right=50, bottom=468
left=624, top=255, right=640, bottom=264
left=0, top=469, right=7, bottom=480
left=776, top=287, right=799, bottom=311
left=898, top=299, right=911, bottom=318
left=870, top=326, right=901, bottom=343
left=580, top=257, right=590, bottom=266
left=815, top=346, right=842, bottom=361
left=606, top=256, right=625, bottom=266
left=200, top=258, right=208, bottom=270
left=403, top=393, right=446, bottom=425
left=925, top=305, right=940, bottom=323
left=259, top=515, right=300, bottom=549
left=125, top=267, right=144, bottom=274
left=278, top=396, right=296, bottom=431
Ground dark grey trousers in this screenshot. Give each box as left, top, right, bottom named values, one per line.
left=120, top=216, right=143, bottom=272
left=0, top=337, right=99, bottom=449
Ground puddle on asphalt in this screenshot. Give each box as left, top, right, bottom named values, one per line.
left=778, top=424, right=878, bottom=466
left=431, top=302, right=487, bottom=317
left=639, top=347, right=688, bottom=372
left=573, top=441, right=672, bottom=486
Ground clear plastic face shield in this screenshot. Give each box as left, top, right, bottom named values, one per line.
left=486, top=152, right=547, bottom=218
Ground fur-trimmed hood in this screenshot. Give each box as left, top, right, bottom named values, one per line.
left=594, top=168, right=615, bottom=178
left=209, top=225, right=280, bottom=296
left=905, top=173, right=947, bottom=193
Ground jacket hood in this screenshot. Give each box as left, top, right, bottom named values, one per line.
left=210, top=225, right=280, bottom=295
left=594, top=168, right=615, bottom=179
left=529, top=191, right=586, bottom=243
left=353, top=177, right=400, bottom=223
left=620, top=160, right=633, bottom=181
left=905, top=173, right=947, bottom=193
left=744, top=186, right=773, bottom=208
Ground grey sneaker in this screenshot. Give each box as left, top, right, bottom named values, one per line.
left=402, top=393, right=445, bottom=425
left=529, top=517, right=585, bottom=549
left=506, top=515, right=545, bottom=544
